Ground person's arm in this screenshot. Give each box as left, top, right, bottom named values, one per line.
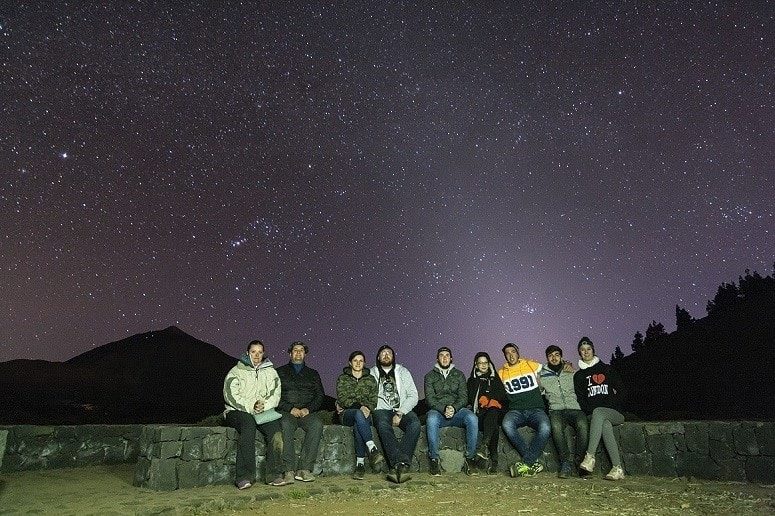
left=452, top=370, right=467, bottom=411
left=307, top=369, right=325, bottom=412
left=275, top=366, right=293, bottom=412
left=424, top=371, right=444, bottom=413
left=336, top=373, right=354, bottom=409
left=364, top=375, right=378, bottom=412
left=398, top=368, right=419, bottom=414
left=223, top=370, right=255, bottom=413
left=573, top=371, right=588, bottom=414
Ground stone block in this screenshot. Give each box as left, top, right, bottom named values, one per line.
left=181, top=439, right=203, bottom=461
left=439, top=448, right=464, bottom=473
left=622, top=451, right=652, bottom=475
left=177, top=460, right=201, bottom=489
left=684, top=423, right=709, bottom=454
left=199, top=459, right=233, bottom=486
left=133, top=457, right=151, bottom=486
left=619, top=424, right=647, bottom=454
left=716, top=458, right=746, bottom=481
left=201, top=434, right=228, bottom=460
left=154, top=426, right=182, bottom=442
left=181, top=427, right=216, bottom=441
left=156, top=440, right=182, bottom=459
left=745, top=456, right=775, bottom=483
left=755, top=422, right=775, bottom=456
left=647, top=432, right=677, bottom=457
left=733, top=423, right=760, bottom=456
left=147, top=458, right=179, bottom=490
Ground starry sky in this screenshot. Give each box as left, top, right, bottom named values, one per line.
left=1, top=2, right=772, bottom=393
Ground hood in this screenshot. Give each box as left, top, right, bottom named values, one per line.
left=577, top=356, right=600, bottom=370
left=239, top=353, right=274, bottom=370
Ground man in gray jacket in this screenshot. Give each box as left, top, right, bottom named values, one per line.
left=538, top=345, right=589, bottom=478
left=424, top=346, right=479, bottom=475
left=370, top=344, right=420, bottom=483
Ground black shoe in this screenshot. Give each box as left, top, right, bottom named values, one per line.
left=475, top=455, right=490, bottom=470
left=429, top=457, right=441, bottom=476
left=369, top=448, right=385, bottom=471
left=488, top=459, right=499, bottom=475
left=464, top=456, right=480, bottom=476
left=386, top=467, right=399, bottom=483
left=352, top=463, right=366, bottom=480
left=396, top=462, right=411, bottom=483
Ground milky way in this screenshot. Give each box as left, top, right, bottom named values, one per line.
left=1, top=2, right=772, bottom=392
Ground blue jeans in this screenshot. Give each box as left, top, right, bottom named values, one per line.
left=341, top=408, right=374, bottom=458
left=501, top=408, right=551, bottom=464
left=372, top=409, right=421, bottom=468
left=426, top=408, right=479, bottom=459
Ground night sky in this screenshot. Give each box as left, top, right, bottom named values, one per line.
left=2, top=2, right=772, bottom=393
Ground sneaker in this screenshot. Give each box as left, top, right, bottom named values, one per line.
left=352, top=463, right=366, bottom=480
left=529, top=462, right=544, bottom=475
left=475, top=455, right=490, bottom=470
left=464, top=456, right=479, bottom=476
left=283, top=471, right=296, bottom=484
left=369, top=448, right=385, bottom=471
left=605, top=465, right=625, bottom=480
left=236, top=479, right=252, bottom=490
left=294, top=469, right=315, bottom=482
left=509, top=461, right=531, bottom=478
left=488, top=459, right=499, bottom=475
left=476, top=444, right=489, bottom=461
left=429, top=457, right=441, bottom=476
left=558, top=461, right=572, bottom=479
left=386, top=467, right=399, bottom=483
left=580, top=453, right=595, bottom=473
left=268, top=475, right=286, bottom=486
left=396, top=462, right=411, bottom=483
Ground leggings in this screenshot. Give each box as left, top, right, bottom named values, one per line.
left=586, top=407, right=624, bottom=467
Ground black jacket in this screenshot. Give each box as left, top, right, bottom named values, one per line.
left=466, top=368, right=507, bottom=414
left=276, top=363, right=325, bottom=412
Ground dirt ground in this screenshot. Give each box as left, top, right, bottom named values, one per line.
left=0, top=464, right=773, bottom=515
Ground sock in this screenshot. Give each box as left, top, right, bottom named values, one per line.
left=356, top=457, right=365, bottom=465
left=366, top=441, right=376, bottom=452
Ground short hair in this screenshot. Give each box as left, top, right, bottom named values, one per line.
left=348, top=350, right=365, bottom=362
left=545, top=345, right=563, bottom=357
left=288, top=341, right=309, bottom=354
left=502, top=342, right=519, bottom=355
left=246, top=339, right=264, bottom=351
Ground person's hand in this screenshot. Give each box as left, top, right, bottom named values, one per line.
left=254, top=400, right=265, bottom=412
left=562, top=360, right=575, bottom=373
left=444, top=405, right=454, bottom=419
left=335, top=402, right=344, bottom=414
left=360, top=406, right=371, bottom=418
left=300, top=408, right=310, bottom=417
left=392, top=413, right=402, bottom=426
left=290, top=407, right=302, bottom=417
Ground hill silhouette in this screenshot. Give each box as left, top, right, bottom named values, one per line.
left=611, top=266, right=775, bottom=421
left=0, top=326, right=236, bottom=424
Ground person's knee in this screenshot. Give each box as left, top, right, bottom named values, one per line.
left=426, top=410, right=442, bottom=427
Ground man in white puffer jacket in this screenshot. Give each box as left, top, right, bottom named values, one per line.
left=224, top=340, right=286, bottom=489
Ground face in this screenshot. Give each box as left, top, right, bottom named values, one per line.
left=437, top=350, right=451, bottom=368
left=378, top=348, right=394, bottom=367
left=248, top=344, right=264, bottom=366
left=579, top=344, right=595, bottom=362
left=475, top=356, right=490, bottom=373
left=290, top=344, right=306, bottom=364
left=349, top=354, right=365, bottom=373
left=547, top=350, right=563, bottom=366
left=503, top=346, right=520, bottom=366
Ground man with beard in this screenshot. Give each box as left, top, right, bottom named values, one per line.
left=539, top=345, right=588, bottom=478
left=424, top=346, right=480, bottom=476
left=276, top=341, right=325, bottom=483
left=369, top=344, right=420, bottom=483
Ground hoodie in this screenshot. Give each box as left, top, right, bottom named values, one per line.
left=223, top=353, right=281, bottom=415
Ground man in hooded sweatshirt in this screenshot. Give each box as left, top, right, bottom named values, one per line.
left=424, top=346, right=480, bottom=475
left=223, top=339, right=285, bottom=489
left=370, top=344, right=420, bottom=483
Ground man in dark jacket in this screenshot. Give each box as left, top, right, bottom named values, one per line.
left=276, top=341, right=325, bottom=483
left=424, top=346, right=479, bottom=476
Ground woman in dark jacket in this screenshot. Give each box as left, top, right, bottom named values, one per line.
left=573, top=337, right=626, bottom=480
left=336, top=350, right=384, bottom=479
left=467, top=351, right=507, bottom=473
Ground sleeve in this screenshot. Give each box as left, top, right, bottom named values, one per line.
left=336, top=374, right=350, bottom=408
left=492, top=375, right=508, bottom=406
left=424, top=371, right=444, bottom=413
left=398, top=368, right=419, bottom=414
left=308, top=369, right=325, bottom=412
left=364, top=376, right=379, bottom=412
left=263, top=369, right=281, bottom=411
left=466, top=377, right=477, bottom=408
left=453, top=370, right=467, bottom=411
left=574, top=371, right=589, bottom=414
left=223, top=368, right=254, bottom=413
left=276, top=366, right=293, bottom=412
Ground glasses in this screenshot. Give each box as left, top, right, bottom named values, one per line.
left=476, top=360, right=489, bottom=365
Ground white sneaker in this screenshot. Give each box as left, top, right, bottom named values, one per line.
left=605, top=465, right=625, bottom=480
left=580, top=453, right=595, bottom=473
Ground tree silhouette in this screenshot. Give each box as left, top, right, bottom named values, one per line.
left=631, top=331, right=644, bottom=353
left=643, top=320, right=666, bottom=346
left=676, top=305, right=693, bottom=332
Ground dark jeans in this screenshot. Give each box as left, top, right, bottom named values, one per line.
left=372, top=409, right=421, bottom=469
left=341, top=408, right=374, bottom=458
left=501, top=408, right=551, bottom=464
left=478, top=408, right=503, bottom=457
left=281, top=412, right=323, bottom=472
left=225, top=410, right=283, bottom=483
left=548, top=409, right=589, bottom=464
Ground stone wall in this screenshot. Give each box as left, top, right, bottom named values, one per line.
left=0, top=425, right=141, bottom=472
left=134, top=420, right=775, bottom=490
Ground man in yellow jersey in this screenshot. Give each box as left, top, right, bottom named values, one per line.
left=498, top=343, right=551, bottom=477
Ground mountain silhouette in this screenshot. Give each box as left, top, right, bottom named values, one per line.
left=0, top=326, right=236, bottom=424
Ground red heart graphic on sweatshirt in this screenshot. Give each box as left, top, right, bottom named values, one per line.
left=592, top=373, right=606, bottom=385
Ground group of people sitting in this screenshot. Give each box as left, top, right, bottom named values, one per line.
left=222, top=337, right=626, bottom=490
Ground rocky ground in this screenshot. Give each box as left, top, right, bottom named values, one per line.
left=1, top=463, right=773, bottom=515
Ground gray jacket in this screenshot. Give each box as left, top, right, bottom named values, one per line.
left=539, top=365, right=581, bottom=411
